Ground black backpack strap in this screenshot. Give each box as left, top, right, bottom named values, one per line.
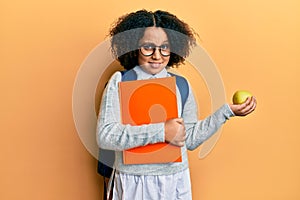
left=103, top=176, right=107, bottom=200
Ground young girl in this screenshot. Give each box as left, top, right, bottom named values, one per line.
left=97, top=9, right=256, bottom=200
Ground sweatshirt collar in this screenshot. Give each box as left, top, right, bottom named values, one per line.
left=133, top=66, right=168, bottom=80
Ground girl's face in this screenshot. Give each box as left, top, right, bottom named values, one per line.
left=138, top=27, right=170, bottom=75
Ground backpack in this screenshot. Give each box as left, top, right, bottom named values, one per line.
left=97, top=69, right=189, bottom=199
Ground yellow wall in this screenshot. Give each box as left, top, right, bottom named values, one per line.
left=1, top=0, right=300, bottom=199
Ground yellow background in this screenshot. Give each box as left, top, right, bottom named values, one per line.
left=1, top=0, right=300, bottom=199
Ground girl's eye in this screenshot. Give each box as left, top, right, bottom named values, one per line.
left=143, top=44, right=155, bottom=50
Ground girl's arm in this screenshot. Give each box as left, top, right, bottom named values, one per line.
left=183, top=84, right=234, bottom=150
left=183, top=84, right=256, bottom=150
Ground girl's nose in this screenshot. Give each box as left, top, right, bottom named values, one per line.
left=151, top=48, right=161, bottom=60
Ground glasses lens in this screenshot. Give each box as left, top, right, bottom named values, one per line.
left=140, top=44, right=154, bottom=56
left=159, top=44, right=170, bottom=56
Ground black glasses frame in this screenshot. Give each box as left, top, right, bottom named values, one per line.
left=139, top=44, right=171, bottom=57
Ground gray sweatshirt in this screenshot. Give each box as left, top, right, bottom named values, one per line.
left=96, top=66, right=234, bottom=176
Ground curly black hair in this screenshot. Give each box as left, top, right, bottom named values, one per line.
left=109, top=9, right=197, bottom=70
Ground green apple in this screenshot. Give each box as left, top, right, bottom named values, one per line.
left=232, top=90, right=252, bottom=104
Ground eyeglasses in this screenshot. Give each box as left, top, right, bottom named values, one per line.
left=139, top=43, right=171, bottom=57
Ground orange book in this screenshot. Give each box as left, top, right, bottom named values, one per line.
left=119, top=76, right=182, bottom=164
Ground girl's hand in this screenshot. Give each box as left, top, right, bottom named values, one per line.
left=229, top=96, right=257, bottom=116
left=164, top=118, right=186, bottom=147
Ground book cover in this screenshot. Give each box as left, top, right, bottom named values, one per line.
left=119, top=76, right=182, bottom=164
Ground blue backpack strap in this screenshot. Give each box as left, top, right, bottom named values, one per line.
left=121, top=69, right=137, bottom=81
left=168, top=72, right=189, bottom=115
left=98, top=149, right=114, bottom=177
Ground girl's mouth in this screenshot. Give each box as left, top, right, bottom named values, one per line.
left=149, top=62, right=162, bottom=68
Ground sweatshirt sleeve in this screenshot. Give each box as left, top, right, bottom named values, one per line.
left=183, top=84, right=235, bottom=150
left=96, top=72, right=165, bottom=151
